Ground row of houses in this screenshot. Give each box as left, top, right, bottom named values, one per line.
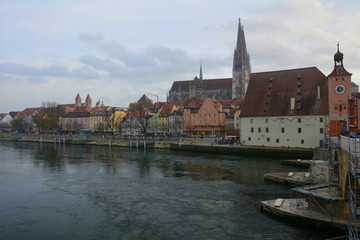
left=0, top=93, right=241, bottom=137
left=121, top=96, right=242, bottom=137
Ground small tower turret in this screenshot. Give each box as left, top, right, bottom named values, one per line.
left=85, top=94, right=92, bottom=108
left=75, top=93, right=82, bottom=108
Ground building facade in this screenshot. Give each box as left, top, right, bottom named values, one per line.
left=327, top=42, right=352, bottom=136
left=183, top=98, right=225, bottom=136
left=240, top=67, right=329, bottom=148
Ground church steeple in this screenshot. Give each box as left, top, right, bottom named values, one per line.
left=199, top=64, right=203, bottom=80
left=232, top=18, right=251, bottom=99
left=328, top=40, right=351, bottom=77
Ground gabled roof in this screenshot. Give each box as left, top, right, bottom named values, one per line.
left=169, top=78, right=232, bottom=92
left=159, top=103, right=177, bottom=117
left=183, top=97, right=203, bottom=110
left=16, top=108, right=40, bottom=119
left=241, top=67, right=329, bottom=117
left=138, top=94, right=151, bottom=102
left=0, top=113, right=6, bottom=120
left=9, top=111, right=19, bottom=118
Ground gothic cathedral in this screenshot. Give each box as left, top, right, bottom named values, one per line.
left=167, top=19, right=250, bottom=102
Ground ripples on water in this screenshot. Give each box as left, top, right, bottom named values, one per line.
left=0, top=141, right=342, bottom=239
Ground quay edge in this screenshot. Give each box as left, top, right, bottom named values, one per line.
left=0, top=135, right=313, bottom=159
left=260, top=198, right=347, bottom=231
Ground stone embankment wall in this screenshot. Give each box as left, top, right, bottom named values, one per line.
left=0, top=134, right=314, bottom=159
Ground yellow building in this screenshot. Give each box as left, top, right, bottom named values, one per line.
left=157, top=103, right=178, bottom=135
left=90, top=107, right=126, bottom=134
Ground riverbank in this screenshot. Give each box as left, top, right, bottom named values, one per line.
left=0, top=133, right=314, bottom=159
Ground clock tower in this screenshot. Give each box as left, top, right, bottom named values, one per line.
left=328, top=41, right=352, bottom=125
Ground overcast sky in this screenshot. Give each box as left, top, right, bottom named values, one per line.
left=1, top=0, right=359, bottom=112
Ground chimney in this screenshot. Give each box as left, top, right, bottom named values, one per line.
left=290, top=98, right=295, bottom=110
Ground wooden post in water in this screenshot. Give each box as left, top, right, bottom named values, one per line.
left=144, top=141, right=146, bottom=149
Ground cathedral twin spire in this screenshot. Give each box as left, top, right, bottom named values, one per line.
left=232, top=18, right=251, bottom=99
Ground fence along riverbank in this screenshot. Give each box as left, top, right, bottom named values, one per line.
left=0, top=133, right=313, bottom=159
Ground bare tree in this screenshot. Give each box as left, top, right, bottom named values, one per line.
left=103, top=108, right=125, bottom=135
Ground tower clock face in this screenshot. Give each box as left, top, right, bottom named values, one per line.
left=335, top=84, right=346, bottom=95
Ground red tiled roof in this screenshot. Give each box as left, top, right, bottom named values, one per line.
left=241, top=67, right=329, bottom=117
left=183, top=97, right=203, bottom=110
left=16, top=108, right=40, bottom=119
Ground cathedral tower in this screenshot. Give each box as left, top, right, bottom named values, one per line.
left=232, top=18, right=251, bottom=99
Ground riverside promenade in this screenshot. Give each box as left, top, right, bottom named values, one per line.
left=0, top=133, right=313, bottom=159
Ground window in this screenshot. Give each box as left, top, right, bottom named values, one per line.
left=298, top=118, right=301, bottom=123
left=281, top=119, right=285, bottom=123
left=258, top=128, right=261, bottom=133
left=320, top=128, right=324, bottom=134
left=209, top=114, right=211, bottom=117
left=301, top=140, right=304, bottom=144
left=248, top=137, right=251, bottom=141
left=266, top=127, right=269, bottom=133
left=265, top=119, right=268, bottom=123
left=214, top=120, right=216, bottom=123
left=298, top=128, right=301, bottom=133
left=281, top=127, right=285, bottom=133
left=251, top=127, right=254, bottom=133
left=276, top=139, right=279, bottom=143
left=267, top=138, right=270, bottom=142
left=250, top=119, right=254, bottom=123
left=320, top=118, right=324, bottom=123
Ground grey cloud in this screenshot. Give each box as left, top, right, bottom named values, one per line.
left=78, top=32, right=106, bottom=44
left=0, top=63, right=100, bottom=80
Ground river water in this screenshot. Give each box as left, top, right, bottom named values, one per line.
left=0, top=141, right=342, bottom=240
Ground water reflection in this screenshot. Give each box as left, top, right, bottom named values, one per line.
left=0, top=141, right=341, bottom=240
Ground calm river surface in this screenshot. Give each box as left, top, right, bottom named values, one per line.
left=0, top=141, right=342, bottom=240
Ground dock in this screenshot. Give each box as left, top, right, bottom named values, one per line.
left=260, top=198, right=347, bottom=230
left=264, top=172, right=316, bottom=186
